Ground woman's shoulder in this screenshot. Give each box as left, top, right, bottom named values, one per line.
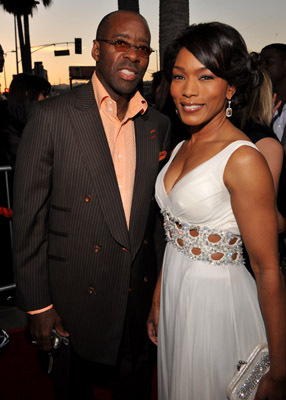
left=225, top=140, right=266, bottom=177
left=224, top=142, right=271, bottom=191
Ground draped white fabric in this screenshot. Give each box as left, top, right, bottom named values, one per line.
left=155, top=140, right=267, bottom=400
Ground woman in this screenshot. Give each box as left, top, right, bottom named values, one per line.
left=147, top=22, right=286, bottom=400
left=1, top=73, right=51, bottom=168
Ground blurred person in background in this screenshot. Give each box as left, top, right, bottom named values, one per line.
left=1, top=73, right=51, bottom=168
left=260, top=43, right=286, bottom=150
left=0, top=43, right=7, bottom=164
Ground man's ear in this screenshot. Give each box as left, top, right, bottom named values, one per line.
left=92, top=40, right=100, bottom=62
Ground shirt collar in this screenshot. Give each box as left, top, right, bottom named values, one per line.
left=91, top=71, right=148, bottom=119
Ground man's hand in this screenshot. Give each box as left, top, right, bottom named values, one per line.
left=28, top=308, right=69, bottom=351
left=273, top=93, right=282, bottom=116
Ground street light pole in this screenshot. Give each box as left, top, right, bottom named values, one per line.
left=14, top=15, right=19, bottom=74
left=3, top=59, right=7, bottom=90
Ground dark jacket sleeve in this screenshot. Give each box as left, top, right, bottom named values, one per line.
left=13, top=101, right=54, bottom=311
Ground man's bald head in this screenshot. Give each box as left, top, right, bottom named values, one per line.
left=96, top=10, right=150, bottom=40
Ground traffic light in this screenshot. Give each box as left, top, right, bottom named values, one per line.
left=54, top=50, right=70, bottom=56
left=75, top=38, right=82, bottom=54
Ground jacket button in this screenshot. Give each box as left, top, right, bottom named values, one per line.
left=143, top=239, right=149, bottom=245
left=87, top=286, right=96, bottom=294
left=93, top=244, right=101, bottom=253
left=143, top=276, right=148, bottom=283
left=84, top=195, right=92, bottom=203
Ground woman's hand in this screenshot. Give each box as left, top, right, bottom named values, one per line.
left=147, top=268, right=162, bottom=345
left=147, top=301, right=160, bottom=345
left=255, top=372, right=286, bottom=400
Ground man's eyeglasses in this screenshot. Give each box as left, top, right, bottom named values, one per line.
left=97, top=39, right=154, bottom=58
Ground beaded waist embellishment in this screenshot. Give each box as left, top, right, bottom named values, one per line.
left=162, top=210, right=244, bottom=266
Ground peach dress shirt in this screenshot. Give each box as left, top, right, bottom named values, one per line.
left=28, top=72, right=147, bottom=314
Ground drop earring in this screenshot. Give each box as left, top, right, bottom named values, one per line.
left=226, top=100, right=232, bottom=118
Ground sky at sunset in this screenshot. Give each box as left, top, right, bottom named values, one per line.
left=0, top=0, right=285, bottom=91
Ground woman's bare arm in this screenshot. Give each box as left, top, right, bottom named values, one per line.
left=224, top=145, right=286, bottom=400
left=255, top=137, right=285, bottom=232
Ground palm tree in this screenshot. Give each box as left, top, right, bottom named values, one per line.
left=0, top=0, right=53, bottom=74
left=159, top=0, right=189, bottom=68
left=118, top=0, right=139, bottom=13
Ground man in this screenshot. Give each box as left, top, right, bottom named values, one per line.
left=260, top=43, right=286, bottom=150
left=13, top=10, right=170, bottom=399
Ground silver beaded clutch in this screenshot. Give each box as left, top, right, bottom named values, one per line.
left=227, top=343, right=270, bottom=400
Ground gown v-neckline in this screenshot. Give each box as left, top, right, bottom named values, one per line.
left=163, top=140, right=249, bottom=197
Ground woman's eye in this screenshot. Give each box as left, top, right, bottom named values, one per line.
left=172, top=74, right=185, bottom=80
left=200, top=75, right=214, bottom=81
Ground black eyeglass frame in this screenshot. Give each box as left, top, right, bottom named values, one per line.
left=97, top=39, right=154, bottom=58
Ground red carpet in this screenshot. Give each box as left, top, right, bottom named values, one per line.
left=0, top=327, right=54, bottom=400
left=0, top=327, right=158, bottom=400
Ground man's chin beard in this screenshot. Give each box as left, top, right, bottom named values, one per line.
left=113, top=85, right=138, bottom=98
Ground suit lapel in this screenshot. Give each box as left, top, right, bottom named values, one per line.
left=129, top=113, right=159, bottom=257
left=68, top=82, right=130, bottom=249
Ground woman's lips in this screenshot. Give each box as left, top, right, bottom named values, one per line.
left=181, top=103, right=204, bottom=112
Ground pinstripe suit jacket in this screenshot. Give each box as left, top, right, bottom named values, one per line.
left=12, top=82, right=171, bottom=364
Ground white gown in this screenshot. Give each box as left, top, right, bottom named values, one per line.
left=155, top=140, right=267, bottom=400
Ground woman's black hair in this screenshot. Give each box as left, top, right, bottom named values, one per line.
left=163, top=22, right=263, bottom=111
left=7, top=73, right=51, bottom=125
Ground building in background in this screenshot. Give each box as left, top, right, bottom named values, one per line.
left=32, top=61, right=48, bottom=81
